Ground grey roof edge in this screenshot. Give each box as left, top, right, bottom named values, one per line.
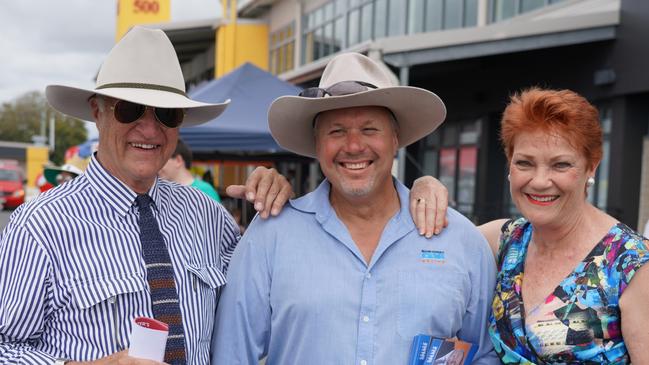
left=277, top=0, right=620, bottom=82
left=143, top=18, right=223, bottom=31
left=376, top=0, right=620, bottom=61
left=383, top=25, right=617, bottom=68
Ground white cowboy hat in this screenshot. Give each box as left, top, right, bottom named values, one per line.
left=268, top=52, right=446, bottom=158
left=46, top=26, right=229, bottom=127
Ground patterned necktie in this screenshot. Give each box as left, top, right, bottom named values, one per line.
left=135, top=194, right=186, bottom=364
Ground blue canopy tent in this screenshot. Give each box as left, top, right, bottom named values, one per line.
left=180, top=62, right=302, bottom=156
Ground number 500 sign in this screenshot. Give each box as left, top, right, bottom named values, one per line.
left=133, top=0, right=160, bottom=13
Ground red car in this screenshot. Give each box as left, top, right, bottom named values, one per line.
left=0, top=160, right=25, bottom=209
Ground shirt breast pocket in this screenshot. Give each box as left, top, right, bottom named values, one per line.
left=68, top=274, right=147, bottom=352
left=185, top=264, right=226, bottom=291
left=70, top=274, right=147, bottom=310
left=185, top=264, right=226, bottom=347
left=397, top=269, right=467, bottom=340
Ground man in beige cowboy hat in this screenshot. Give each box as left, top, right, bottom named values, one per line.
left=212, top=52, right=498, bottom=364
left=0, top=26, right=292, bottom=365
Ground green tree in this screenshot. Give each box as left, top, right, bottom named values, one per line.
left=0, top=91, right=88, bottom=164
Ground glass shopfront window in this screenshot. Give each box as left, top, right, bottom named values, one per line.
left=302, top=0, right=482, bottom=65
left=439, top=148, right=457, bottom=203
left=374, top=0, right=388, bottom=38
left=425, top=0, right=443, bottom=32
left=589, top=105, right=612, bottom=211
left=443, top=0, right=462, bottom=29
left=457, top=146, right=478, bottom=216
left=297, top=0, right=566, bottom=66
left=387, top=0, right=407, bottom=36
left=348, top=8, right=360, bottom=45
left=464, top=0, right=478, bottom=26
left=420, top=119, right=481, bottom=220
left=302, top=2, right=338, bottom=64
left=270, top=23, right=295, bottom=75
left=490, top=0, right=565, bottom=22
left=360, top=2, right=374, bottom=42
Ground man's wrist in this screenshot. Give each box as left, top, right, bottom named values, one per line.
left=54, top=359, right=69, bottom=365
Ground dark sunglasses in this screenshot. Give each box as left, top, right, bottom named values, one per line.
left=299, top=80, right=378, bottom=98
left=110, top=100, right=185, bottom=128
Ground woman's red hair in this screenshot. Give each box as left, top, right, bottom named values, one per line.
left=500, top=87, right=603, bottom=170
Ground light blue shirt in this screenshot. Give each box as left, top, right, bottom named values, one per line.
left=212, top=179, right=498, bottom=365
left=0, top=155, right=239, bottom=365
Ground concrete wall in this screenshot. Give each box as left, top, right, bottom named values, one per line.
left=268, top=0, right=298, bottom=31
left=608, top=0, right=649, bottom=96
left=302, top=0, right=329, bottom=14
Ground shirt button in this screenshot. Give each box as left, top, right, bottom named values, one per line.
left=365, top=273, right=372, bottom=279
left=360, top=360, right=367, bottom=365
left=362, top=315, right=370, bottom=322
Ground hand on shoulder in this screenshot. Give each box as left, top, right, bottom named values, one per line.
left=225, top=166, right=294, bottom=219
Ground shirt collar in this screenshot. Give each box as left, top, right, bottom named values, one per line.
left=289, top=177, right=416, bottom=232
left=85, top=153, right=162, bottom=217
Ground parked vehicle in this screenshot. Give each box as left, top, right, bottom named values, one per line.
left=0, top=160, right=25, bottom=209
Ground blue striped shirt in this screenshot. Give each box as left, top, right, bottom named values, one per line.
left=0, top=155, right=240, bottom=364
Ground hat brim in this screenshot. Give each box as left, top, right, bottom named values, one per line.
left=268, top=86, right=446, bottom=158
left=46, top=85, right=229, bottom=127
left=43, top=166, right=79, bottom=186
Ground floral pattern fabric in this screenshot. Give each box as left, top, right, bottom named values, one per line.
left=488, top=218, right=648, bottom=364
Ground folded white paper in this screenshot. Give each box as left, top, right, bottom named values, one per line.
left=128, top=317, right=169, bottom=362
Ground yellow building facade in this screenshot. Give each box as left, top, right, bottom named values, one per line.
left=216, top=0, right=269, bottom=76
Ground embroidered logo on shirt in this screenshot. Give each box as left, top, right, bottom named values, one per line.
left=420, top=250, right=445, bottom=264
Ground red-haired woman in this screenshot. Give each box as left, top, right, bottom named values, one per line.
left=411, top=88, right=648, bottom=364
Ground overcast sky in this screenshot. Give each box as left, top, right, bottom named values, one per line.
left=0, top=0, right=223, bottom=105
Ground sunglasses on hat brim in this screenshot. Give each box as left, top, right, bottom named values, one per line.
left=108, top=99, right=185, bottom=128
left=299, top=80, right=378, bottom=98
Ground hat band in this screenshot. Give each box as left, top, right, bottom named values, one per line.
left=96, top=82, right=187, bottom=96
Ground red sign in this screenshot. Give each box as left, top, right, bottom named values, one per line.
left=133, top=0, right=160, bottom=14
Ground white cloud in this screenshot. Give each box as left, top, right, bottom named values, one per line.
left=1, top=0, right=223, bottom=139
left=0, top=0, right=223, bottom=105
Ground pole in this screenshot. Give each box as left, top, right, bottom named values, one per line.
left=49, top=115, right=55, bottom=152
left=397, top=66, right=410, bottom=181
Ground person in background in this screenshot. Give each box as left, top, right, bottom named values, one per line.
left=202, top=169, right=214, bottom=187
left=212, top=52, right=497, bottom=365
left=410, top=88, right=649, bottom=364
left=227, top=206, right=246, bottom=234
left=43, top=160, right=85, bottom=187
left=159, top=138, right=221, bottom=202
left=0, top=26, right=293, bottom=365
left=35, top=172, right=54, bottom=193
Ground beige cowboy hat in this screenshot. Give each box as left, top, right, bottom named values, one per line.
left=45, top=26, right=229, bottom=127
left=268, top=52, right=446, bottom=158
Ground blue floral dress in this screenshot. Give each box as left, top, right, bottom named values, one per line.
left=488, top=218, right=648, bottom=364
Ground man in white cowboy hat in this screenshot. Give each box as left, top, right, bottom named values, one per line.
left=212, top=53, right=498, bottom=364
left=0, top=26, right=293, bottom=365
